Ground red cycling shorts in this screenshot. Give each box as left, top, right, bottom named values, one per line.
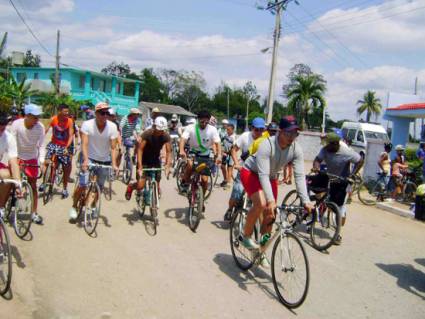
left=18, top=158, right=39, bottom=179
left=240, top=167, right=278, bottom=200
left=0, top=162, right=9, bottom=170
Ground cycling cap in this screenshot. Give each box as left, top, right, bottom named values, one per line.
left=252, top=117, right=266, bottom=129
left=279, top=116, right=299, bottom=131
left=395, top=144, right=405, bottom=151
left=24, top=103, right=42, bottom=116
left=95, top=102, right=110, bottom=111
left=154, top=116, right=168, bottom=131
left=326, top=132, right=341, bottom=144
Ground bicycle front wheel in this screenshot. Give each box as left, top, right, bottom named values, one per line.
left=281, top=190, right=303, bottom=228
left=358, top=181, right=378, bottom=206
left=310, top=201, right=341, bottom=251
left=188, top=185, right=203, bottom=232
left=149, top=182, right=159, bottom=235
left=271, top=232, right=310, bottom=308
left=42, top=163, right=54, bottom=205
left=122, top=155, right=132, bottom=185
left=0, top=218, right=12, bottom=296
left=229, top=209, right=255, bottom=271
left=14, top=181, right=33, bottom=239
left=83, top=182, right=101, bottom=236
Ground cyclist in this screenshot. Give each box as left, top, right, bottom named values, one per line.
left=9, top=104, right=45, bottom=224
left=125, top=116, right=172, bottom=201
left=0, top=112, right=21, bottom=220
left=223, top=117, right=266, bottom=221
left=220, top=123, right=236, bottom=188
left=108, top=109, right=122, bottom=168
left=240, top=116, right=313, bottom=268
left=169, top=114, right=180, bottom=136
left=313, top=132, right=363, bottom=245
left=68, top=102, right=119, bottom=221
left=41, top=104, right=74, bottom=199
left=81, top=105, right=95, bottom=120
left=120, top=108, right=142, bottom=163
left=179, top=110, right=221, bottom=195
left=145, top=107, right=160, bottom=129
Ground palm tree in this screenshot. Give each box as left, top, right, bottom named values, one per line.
left=357, top=90, right=382, bottom=122
left=286, top=74, right=326, bottom=129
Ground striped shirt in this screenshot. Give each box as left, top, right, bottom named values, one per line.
left=119, top=116, right=142, bottom=139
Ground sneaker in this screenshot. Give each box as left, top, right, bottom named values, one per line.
left=69, top=207, right=78, bottom=221
left=38, top=184, right=45, bottom=192
left=223, top=209, right=232, bottom=221
left=125, top=185, right=133, bottom=201
left=31, top=213, right=43, bottom=225
left=220, top=181, right=227, bottom=187
left=242, top=236, right=260, bottom=250
left=62, top=189, right=69, bottom=199
left=259, top=253, right=271, bottom=269
left=334, top=235, right=342, bottom=245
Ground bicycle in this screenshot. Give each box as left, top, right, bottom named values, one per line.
left=5, top=163, right=39, bottom=239
left=122, top=137, right=136, bottom=185
left=229, top=203, right=310, bottom=308
left=136, top=168, right=163, bottom=235
left=41, top=153, right=68, bottom=205
left=75, top=163, right=113, bottom=236
left=282, top=171, right=342, bottom=251
left=0, top=179, right=22, bottom=296
left=170, top=135, right=179, bottom=168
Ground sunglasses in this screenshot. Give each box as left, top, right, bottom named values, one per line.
left=283, top=130, right=299, bottom=138
left=98, top=111, right=109, bottom=116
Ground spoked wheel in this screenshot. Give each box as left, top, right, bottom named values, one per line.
left=83, top=182, right=101, bottom=236
left=271, top=232, right=310, bottom=309
left=55, top=166, right=63, bottom=186
left=309, top=201, right=341, bottom=251
left=176, top=161, right=187, bottom=194
left=148, top=183, right=159, bottom=235
left=211, top=164, right=220, bottom=187
left=0, top=218, right=12, bottom=296
left=42, top=163, right=54, bottom=205
left=204, top=173, right=214, bottom=200
left=122, top=156, right=132, bottom=185
left=13, top=181, right=33, bottom=239
left=229, top=209, right=255, bottom=271
left=188, top=185, right=204, bottom=232
left=358, top=181, right=378, bottom=206
left=281, top=190, right=303, bottom=228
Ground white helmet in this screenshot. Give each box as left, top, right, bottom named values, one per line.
left=186, top=117, right=196, bottom=125
left=154, top=116, right=168, bottom=131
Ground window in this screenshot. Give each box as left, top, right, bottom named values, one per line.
left=357, top=131, right=365, bottom=143
left=116, top=82, right=121, bottom=94
left=34, top=72, right=39, bottom=80
left=364, top=131, right=389, bottom=142
left=16, top=72, right=26, bottom=82
left=346, top=129, right=356, bottom=142
left=79, top=75, right=85, bottom=89
left=99, top=79, right=105, bottom=92
left=105, top=80, right=111, bottom=92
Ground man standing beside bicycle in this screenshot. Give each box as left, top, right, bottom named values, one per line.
left=68, top=102, right=119, bottom=221
left=40, top=104, right=74, bottom=199
left=240, top=116, right=313, bottom=267
left=0, top=112, right=21, bottom=220
left=313, top=132, right=363, bottom=245
left=125, top=116, right=172, bottom=202
left=179, top=110, right=222, bottom=195
left=9, top=104, right=45, bottom=224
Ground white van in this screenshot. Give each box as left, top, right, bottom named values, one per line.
left=341, top=122, right=390, bottom=155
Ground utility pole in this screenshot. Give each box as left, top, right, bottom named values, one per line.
left=226, top=87, right=230, bottom=119
left=262, top=0, right=296, bottom=124
left=55, top=30, right=60, bottom=95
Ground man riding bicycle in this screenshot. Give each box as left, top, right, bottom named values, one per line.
left=10, top=104, right=45, bottom=224
left=240, top=116, right=313, bottom=267
left=120, top=108, right=142, bottom=162
left=125, top=116, right=172, bottom=201
left=179, top=110, right=221, bottom=195
left=0, top=112, right=21, bottom=220
left=68, top=102, right=119, bottom=221
left=41, top=104, right=74, bottom=199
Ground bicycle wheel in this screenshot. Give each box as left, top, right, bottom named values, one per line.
left=229, top=209, right=255, bottom=270
left=309, top=201, right=341, bottom=251
left=281, top=190, right=303, bottom=228
left=271, top=232, right=310, bottom=308
left=149, top=182, right=159, bottom=234
left=358, top=181, right=378, bottom=206
left=188, top=184, right=203, bottom=232
left=204, top=173, right=214, bottom=200
left=104, top=173, right=112, bottom=201
left=403, top=182, right=417, bottom=203
left=0, top=218, right=12, bottom=296
left=83, top=182, right=101, bottom=236
left=55, top=166, right=63, bottom=186
left=176, top=161, right=187, bottom=194
left=212, top=164, right=220, bottom=186
left=42, top=163, right=54, bottom=205
left=122, top=155, right=132, bottom=185
left=13, top=181, right=33, bottom=239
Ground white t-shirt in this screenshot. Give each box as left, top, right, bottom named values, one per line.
left=0, top=131, right=18, bottom=163
left=182, top=123, right=220, bottom=156
left=10, top=118, right=45, bottom=161
left=80, top=119, right=119, bottom=162
left=236, top=131, right=255, bottom=154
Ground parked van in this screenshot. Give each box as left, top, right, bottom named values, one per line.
left=341, top=122, right=390, bottom=155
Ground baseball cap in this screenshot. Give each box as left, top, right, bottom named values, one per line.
left=130, top=108, right=141, bottom=115
left=326, top=132, right=341, bottom=144
left=279, top=116, right=299, bottom=131
left=252, top=117, right=266, bottom=129
left=152, top=107, right=160, bottom=113
left=171, top=114, right=178, bottom=121
left=24, top=103, right=42, bottom=116
left=95, top=102, right=110, bottom=111
left=395, top=144, right=405, bottom=151
left=154, top=116, right=168, bottom=131
left=80, top=105, right=90, bottom=111
left=222, top=119, right=229, bottom=125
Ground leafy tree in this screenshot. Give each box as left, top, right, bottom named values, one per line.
left=139, top=68, right=166, bottom=103
left=23, top=50, right=41, bottom=67
left=357, top=90, right=382, bottom=122
left=101, top=61, right=131, bottom=77
left=243, top=81, right=260, bottom=130
left=286, top=74, right=327, bottom=130
left=158, top=69, right=179, bottom=102
left=283, top=63, right=322, bottom=97
left=0, top=75, right=37, bottom=109
left=173, top=71, right=207, bottom=112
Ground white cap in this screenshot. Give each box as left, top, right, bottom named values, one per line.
left=130, top=108, right=141, bottom=115
left=24, top=103, right=42, bottom=116
left=222, top=119, right=229, bottom=125
left=186, top=118, right=196, bottom=125
left=154, top=116, right=168, bottom=131
left=108, top=109, right=116, bottom=116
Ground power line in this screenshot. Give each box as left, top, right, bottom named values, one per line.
left=8, top=0, right=53, bottom=57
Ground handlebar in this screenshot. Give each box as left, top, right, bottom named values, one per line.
left=0, top=178, right=22, bottom=189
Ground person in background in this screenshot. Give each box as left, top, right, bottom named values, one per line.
left=80, top=105, right=95, bottom=120
left=394, top=144, right=406, bottom=164
left=169, top=114, right=180, bottom=137
left=108, top=109, right=122, bottom=168
left=391, top=155, right=408, bottom=200
left=416, top=142, right=425, bottom=183
left=219, top=119, right=229, bottom=139
left=378, top=143, right=393, bottom=199
left=145, top=107, right=160, bottom=129
left=220, top=123, right=236, bottom=188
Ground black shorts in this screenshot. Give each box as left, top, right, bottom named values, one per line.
left=329, top=180, right=349, bottom=206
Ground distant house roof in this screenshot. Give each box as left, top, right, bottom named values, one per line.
left=139, top=101, right=196, bottom=117
left=387, top=102, right=425, bottom=111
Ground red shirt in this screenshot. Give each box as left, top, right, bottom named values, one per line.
left=50, top=115, right=72, bottom=147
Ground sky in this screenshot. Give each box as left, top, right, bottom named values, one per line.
left=2, top=0, right=425, bottom=121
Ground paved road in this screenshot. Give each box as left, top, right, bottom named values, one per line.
left=2, top=171, right=425, bottom=319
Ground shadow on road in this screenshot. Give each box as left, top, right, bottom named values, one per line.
left=163, top=207, right=188, bottom=227
left=10, top=245, right=26, bottom=269
left=415, top=258, right=425, bottom=268
left=122, top=209, right=142, bottom=226
left=376, top=263, right=425, bottom=300
left=210, top=220, right=229, bottom=230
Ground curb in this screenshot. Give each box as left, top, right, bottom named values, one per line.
left=376, top=202, right=415, bottom=219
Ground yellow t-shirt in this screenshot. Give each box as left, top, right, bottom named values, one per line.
left=248, top=131, right=270, bottom=155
